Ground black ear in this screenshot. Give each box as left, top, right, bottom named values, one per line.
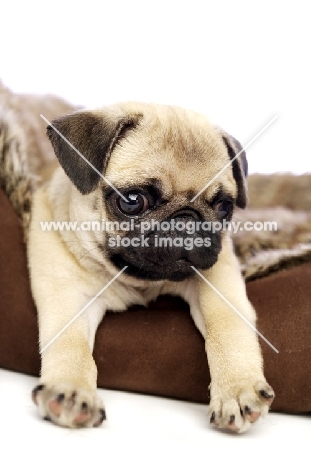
left=47, top=111, right=140, bottom=194
left=221, top=133, right=248, bottom=209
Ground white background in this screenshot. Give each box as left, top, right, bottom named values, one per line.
left=1, top=369, right=310, bottom=468
left=1, top=0, right=310, bottom=174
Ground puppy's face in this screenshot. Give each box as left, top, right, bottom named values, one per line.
left=47, top=103, right=248, bottom=282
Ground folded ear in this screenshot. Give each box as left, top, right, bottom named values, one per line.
left=47, top=110, right=140, bottom=194
left=221, top=132, right=248, bottom=209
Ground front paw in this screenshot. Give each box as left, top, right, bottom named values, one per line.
left=208, top=380, right=275, bottom=433
left=32, top=383, right=106, bottom=428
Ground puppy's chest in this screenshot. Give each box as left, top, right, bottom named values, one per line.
left=123, top=283, right=164, bottom=309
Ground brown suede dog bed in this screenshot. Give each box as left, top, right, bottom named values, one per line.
left=0, top=187, right=311, bottom=414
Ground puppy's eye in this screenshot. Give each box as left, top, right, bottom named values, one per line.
left=117, top=193, right=149, bottom=216
left=214, top=199, right=233, bottom=219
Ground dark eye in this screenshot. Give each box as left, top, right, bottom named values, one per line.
left=214, top=199, right=233, bottom=219
left=117, top=193, right=149, bottom=216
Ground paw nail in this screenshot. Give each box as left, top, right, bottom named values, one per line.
left=56, top=393, right=65, bottom=403
left=259, top=390, right=273, bottom=399
left=44, top=416, right=51, bottom=422
left=81, top=402, right=88, bottom=411
left=229, top=415, right=235, bottom=425
left=32, top=384, right=45, bottom=404
left=210, top=411, right=216, bottom=423
left=93, top=409, right=106, bottom=427
left=34, top=384, right=45, bottom=392
left=244, top=406, right=252, bottom=415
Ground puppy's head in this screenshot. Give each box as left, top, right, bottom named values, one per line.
left=47, top=103, right=248, bottom=282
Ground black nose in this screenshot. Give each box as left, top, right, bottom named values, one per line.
left=169, top=208, right=201, bottom=221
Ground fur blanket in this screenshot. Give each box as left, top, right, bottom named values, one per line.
left=0, top=81, right=74, bottom=232
left=1, top=81, right=310, bottom=280
left=233, top=202, right=311, bottom=280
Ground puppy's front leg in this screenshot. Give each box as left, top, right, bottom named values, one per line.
left=196, top=237, right=274, bottom=432
left=28, top=195, right=106, bottom=428
left=32, top=299, right=106, bottom=428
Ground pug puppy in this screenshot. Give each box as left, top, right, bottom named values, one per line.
left=29, top=102, right=274, bottom=432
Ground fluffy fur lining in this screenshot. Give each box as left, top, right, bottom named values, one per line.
left=233, top=186, right=311, bottom=280
left=0, top=81, right=75, bottom=234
